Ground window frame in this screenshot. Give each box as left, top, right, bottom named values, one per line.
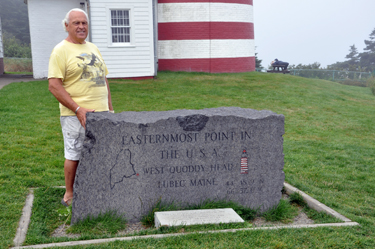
left=106, top=6, right=135, bottom=47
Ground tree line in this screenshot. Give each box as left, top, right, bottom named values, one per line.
left=328, top=28, right=375, bottom=73
left=289, top=28, right=375, bottom=74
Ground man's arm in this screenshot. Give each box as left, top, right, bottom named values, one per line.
left=48, top=78, right=94, bottom=129
left=105, top=78, right=114, bottom=112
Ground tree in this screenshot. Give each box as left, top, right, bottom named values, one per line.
left=329, top=45, right=360, bottom=71
left=363, top=28, right=375, bottom=52
left=255, top=53, right=263, bottom=69
left=347, top=45, right=360, bottom=71
left=359, top=52, right=375, bottom=73
left=328, top=28, right=375, bottom=73
left=288, top=62, right=330, bottom=80
left=340, top=44, right=360, bottom=71
left=289, top=62, right=322, bottom=70
left=328, top=60, right=351, bottom=71
left=345, top=45, right=359, bottom=63
left=359, top=28, right=375, bottom=73
left=3, top=31, right=31, bottom=58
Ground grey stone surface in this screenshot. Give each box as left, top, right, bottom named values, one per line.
left=154, top=208, right=244, bottom=228
left=71, top=107, right=285, bottom=223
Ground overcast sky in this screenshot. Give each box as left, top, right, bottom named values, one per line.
left=253, top=0, right=375, bottom=69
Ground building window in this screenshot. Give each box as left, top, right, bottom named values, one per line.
left=110, top=10, right=130, bottom=43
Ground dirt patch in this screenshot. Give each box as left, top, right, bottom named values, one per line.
left=51, top=222, right=146, bottom=238
left=253, top=208, right=314, bottom=227
left=51, top=224, right=80, bottom=239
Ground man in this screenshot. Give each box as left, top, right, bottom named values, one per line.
left=48, top=8, right=113, bottom=206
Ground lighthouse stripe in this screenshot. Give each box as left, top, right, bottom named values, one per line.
left=158, top=39, right=255, bottom=59
left=158, top=57, right=256, bottom=73
left=158, top=3, right=253, bottom=23
left=159, top=22, right=254, bottom=40
left=158, top=0, right=253, bottom=5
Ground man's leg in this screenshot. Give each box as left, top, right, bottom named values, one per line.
left=61, top=116, right=84, bottom=205
left=63, top=159, right=79, bottom=204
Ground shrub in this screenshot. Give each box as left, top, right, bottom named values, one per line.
left=3, top=32, right=31, bottom=58
left=366, top=76, right=375, bottom=95
left=4, top=57, right=33, bottom=72
left=338, top=79, right=367, bottom=87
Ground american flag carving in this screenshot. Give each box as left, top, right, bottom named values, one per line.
left=241, top=149, right=248, bottom=174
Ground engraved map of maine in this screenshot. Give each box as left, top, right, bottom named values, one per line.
left=110, top=149, right=137, bottom=189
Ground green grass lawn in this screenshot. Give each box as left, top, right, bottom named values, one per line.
left=1, top=71, right=374, bottom=248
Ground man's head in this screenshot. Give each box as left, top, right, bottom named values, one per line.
left=62, top=8, right=89, bottom=44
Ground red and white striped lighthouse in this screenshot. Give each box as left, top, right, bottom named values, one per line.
left=158, top=0, right=255, bottom=73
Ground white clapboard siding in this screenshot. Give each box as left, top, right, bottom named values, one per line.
left=90, top=0, right=155, bottom=78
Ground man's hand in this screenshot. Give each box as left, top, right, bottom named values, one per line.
left=76, top=107, right=95, bottom=129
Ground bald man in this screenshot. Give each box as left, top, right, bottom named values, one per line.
left=48, top=8, right=113, bottom=206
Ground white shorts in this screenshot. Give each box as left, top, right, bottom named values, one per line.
left=60, top=116, right=85, bottom=161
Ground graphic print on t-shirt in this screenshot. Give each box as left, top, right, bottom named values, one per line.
left=76, top=53, right=106, bottom=87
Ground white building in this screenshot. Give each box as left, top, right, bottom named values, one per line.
left=25, top=0, right=254, bottom=79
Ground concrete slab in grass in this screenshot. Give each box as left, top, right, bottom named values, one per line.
left=154, top=208, right=244, bottom=228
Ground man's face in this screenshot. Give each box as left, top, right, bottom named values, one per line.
left=65, top=11, right=88, bottom=43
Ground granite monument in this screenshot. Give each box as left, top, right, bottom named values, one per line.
left=71, top=107, right=285, bottom=223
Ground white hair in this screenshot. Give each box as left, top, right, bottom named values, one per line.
left=62, top=8, right=89, bottom=32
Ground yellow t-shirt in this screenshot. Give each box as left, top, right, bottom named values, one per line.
left=48, top=40, right=109, bottom=116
